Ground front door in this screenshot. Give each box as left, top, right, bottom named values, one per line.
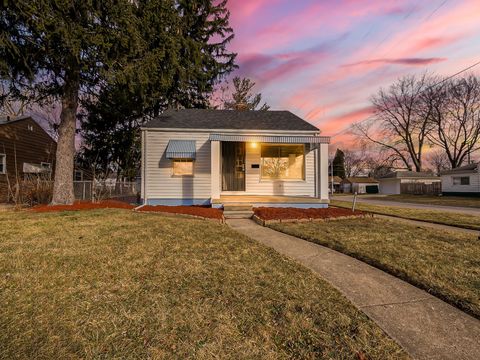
left=222, top=142, right=245, bottom=191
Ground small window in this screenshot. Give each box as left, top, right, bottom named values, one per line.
left=41, top=162, right=51, bottom=171
left=74, top=170, right=83, bottom=181
left=172, top=159, right=194, bottom=176
left=27, top=124, right=34, bottom=131
left=453, top=176, right=470, bottom=185
left=261, top=144, right=305, bottom=180
left=0, top=154, right=6, bottom=174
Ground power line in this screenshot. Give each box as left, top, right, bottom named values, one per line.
left=329, top=58, right=480, bottom=138
left=326, top=0, right=451, bottom=138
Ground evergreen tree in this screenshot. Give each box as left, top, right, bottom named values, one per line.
left=0, top=0, right=137, bottom=204
left=332, top=149, right=346, bottom=179
left=223, top=77, right=270, bottom=110
left=80, top=0, right=237, bottom=179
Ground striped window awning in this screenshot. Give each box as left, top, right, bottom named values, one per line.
left=209, top=134, right=330, bottom=144
left=165, top=140, right=196, bottom=159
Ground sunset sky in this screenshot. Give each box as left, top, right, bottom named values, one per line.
left=226, top=0, right=480, bottom=148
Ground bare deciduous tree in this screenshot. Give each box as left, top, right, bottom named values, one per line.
left=355, top=74, right=435, bottom=171
left=425, top=149, right=450, bottom=174
left=343, top=148, right=368, bottom=177
left=426, top=75, right=480, bottom=168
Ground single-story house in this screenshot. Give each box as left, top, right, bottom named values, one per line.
left=341, top=177, right=379, bottom=194
left=378, top=171, right=441, bottom=195
left=141, top=109, right=330, bottom=208
left=440, top=163, right=480, bottom=197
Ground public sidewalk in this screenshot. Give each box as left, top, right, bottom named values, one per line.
left=227, top=219, right=480, bottom=360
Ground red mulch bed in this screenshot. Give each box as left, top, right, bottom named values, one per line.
left=137, top=205, right=224, bottom=220
left=32, top=200, right=135, bottom=212
left=254, top=206, right=365, bottom=221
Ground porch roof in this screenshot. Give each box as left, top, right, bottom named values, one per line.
left=209, top=134, right=330, bottom=144
left=165, top=140, right=196, bottom=159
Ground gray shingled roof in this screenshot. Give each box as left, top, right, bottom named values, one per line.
left=0, top=115, right=31, bottom=126
left=440, top=163, right=479, bottom=175
left=380, top=171, right=438, bottom=179
left=143, top=109, right=319, bottom=131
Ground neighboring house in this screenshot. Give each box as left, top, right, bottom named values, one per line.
left=0, top=115, right=56, bottom=202
left=378, top=171, right=441, bottom=195
left=440, top=163, right=480, bottom=197
left=341, top=177, right=379, bottom=194
left=330, top=175, right=342, bottom=193
left=141, top=109, right=330, bottom=207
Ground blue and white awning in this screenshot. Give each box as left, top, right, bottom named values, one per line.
left=209, top=134, right=330, bottom=144
left=165, top=140, right=196, bottom=159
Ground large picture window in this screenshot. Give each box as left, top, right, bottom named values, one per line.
left=172, top=159, right=194, bottom=176
left=261, top=144, right=304, bottom=180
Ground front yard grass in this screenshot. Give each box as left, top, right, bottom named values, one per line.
left=0, top=209, right=406, bottom=359
left=365, top=194, right=480, bottom=209
left=270, top=218, right=480, bottom=319
left=331, top=200, right=480, bottom=230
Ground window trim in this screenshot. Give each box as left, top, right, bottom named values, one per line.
left=260, top=143, right=306, bottom=181
left=40, top=162, right=51, bottom=171
left=74, top=170, right=84, bottom=181
left=0, top=153, right=6, bottom=174
left=452, top=176, right=470, bottom=186
left=171, top=158, right=195, bottom=177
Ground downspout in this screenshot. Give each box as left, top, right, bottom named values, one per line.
left=142, top=129, right=147, bottom=205
left=317, top=145, right=321, bottom=199
left=313, top=144, right=317, bottom=198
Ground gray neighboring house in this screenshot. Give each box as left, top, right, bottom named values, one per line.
left=440, top=163, right=480, bottom=197
left=378, top=171, right=441, bottom=195
left=141, top=109, right=331, bottom=208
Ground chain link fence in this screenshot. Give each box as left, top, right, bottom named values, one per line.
left=73, top=181, right=140, bottom=202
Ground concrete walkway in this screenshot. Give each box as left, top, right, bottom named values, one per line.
left=332, top=195, right=480, bottom=216
left=228, top=219, right=480, bottom=360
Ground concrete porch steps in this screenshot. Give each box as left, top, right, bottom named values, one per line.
left=223, top=204, right=254, bottom=219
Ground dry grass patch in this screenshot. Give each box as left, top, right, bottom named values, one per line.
left=331, top=200, right=480, bottom=230
left=270, top=218, right=480, bottom=319
left=365, top=194, right=480, bottom=209
left=0, top=210, right=406, bottom=359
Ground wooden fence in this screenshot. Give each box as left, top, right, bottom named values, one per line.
left=400, top=182, right=441, bottom=195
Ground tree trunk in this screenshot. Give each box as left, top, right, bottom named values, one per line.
left=51, top=77, right=79, bottom=205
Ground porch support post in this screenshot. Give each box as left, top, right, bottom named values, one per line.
left=211, top=140, right=221, bottom=200
left=319, top=143, right=329, bottom=201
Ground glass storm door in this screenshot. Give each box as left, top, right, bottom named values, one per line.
left=221, top=142, right=246, bottom=191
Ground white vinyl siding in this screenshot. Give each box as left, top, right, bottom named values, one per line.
left=379, top=179, right=400, bottom=195
left=144, top=130, right=321, bottom=200
left=144, top=131, right=211, bottom=199
left=441, top=173, right=480, bottom=193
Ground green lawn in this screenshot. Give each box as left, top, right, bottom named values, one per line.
left=270, top=218, right=480, bottom=319
left=331, top=200, right=480, bottom=230
left=365, top=194, right=480, bottom=209
left=0, top=209, right=406, bottom=359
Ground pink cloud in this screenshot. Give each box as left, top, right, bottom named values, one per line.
left=343, top=57, right=447, bottom=68
left=317, top=106, right=375, bottom=134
